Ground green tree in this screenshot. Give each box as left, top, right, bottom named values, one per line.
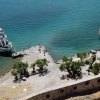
left=62, top=56, right=69, bottom=62
left=85, top=59, right=90, bottom=65
left=11, top=69, right=18, bottom=81
left=76, top=52, right=87, bottom=61
left=31, top=63, right=36, bottom=74
left=70, top=61, right=82, bottom=78
left=35, top=59, right=48, bottom=74
left=89, top=55, right=96, bottom=69
left=91, top=55, right=96, bottom=63
left=12, top=62, right=29, bottom=80
left=59, top=63, right=65, bottom=71
left=91, top=63, right=100, bottom=75
left=59, top=60, right=82, bottom=79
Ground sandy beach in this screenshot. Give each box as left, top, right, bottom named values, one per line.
left=0, top=45, right=55, bottom=100
left=0, top=45, right=100, bottom=100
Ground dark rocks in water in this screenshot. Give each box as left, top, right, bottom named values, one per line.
left=12, top=53, right=24, bottom=59
left=0, top=51, right=24, bottom=58
left=0, top=51, right=12, bottom=57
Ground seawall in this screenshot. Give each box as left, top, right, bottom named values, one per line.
left=21, top=76, right=100, bottom=100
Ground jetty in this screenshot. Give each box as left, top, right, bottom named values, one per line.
left=12, top=52, right=25, bottom=58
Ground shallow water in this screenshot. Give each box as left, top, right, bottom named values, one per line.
left=0, top=56, right=21, bottom=75
left=0, top=0, right=100, bottom=71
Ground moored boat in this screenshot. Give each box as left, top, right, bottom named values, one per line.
left=0, top=28, right=15, bottom=56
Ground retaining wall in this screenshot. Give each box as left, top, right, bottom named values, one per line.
left=27, top=77, right=100, bottom=100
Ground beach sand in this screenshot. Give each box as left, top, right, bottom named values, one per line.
left=0, top=45, right=55, bottom=100
left=0, top=45, right=100, bottom=100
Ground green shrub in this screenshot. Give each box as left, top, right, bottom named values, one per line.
left=85, top=60, right=90, bottom=65
left=91, top=63, right=100, bottom=75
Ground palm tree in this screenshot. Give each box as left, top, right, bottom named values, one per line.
left=11, top=69, right=18, bottom=81
left=12, top=62, right=29, bottom=80
left=18, top=62, right=29, bottom=78
left=42, top=59, right=48, bottom=66
left=35, top=59, right=48, bottom=74
left=22, top=63, right=29, bottom=77
left=12, top=62, right=21, bottom=79
left=31, top=63, right=36, bottom=75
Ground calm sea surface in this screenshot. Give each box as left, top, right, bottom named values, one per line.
left=0, top=0, right=100, bottom=71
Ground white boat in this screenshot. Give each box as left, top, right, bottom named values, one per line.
left=0, top=28, right=7, bottom=39
left=0, top=28, right=15, bottom=55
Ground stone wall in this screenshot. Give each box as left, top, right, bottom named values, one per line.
left=27, top=77, right=100, bottom=100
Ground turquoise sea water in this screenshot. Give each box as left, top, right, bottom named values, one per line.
left=0, top=0, right=100, bottom=71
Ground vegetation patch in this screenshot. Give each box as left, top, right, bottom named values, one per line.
left=59, top=51, right=100, bottom=80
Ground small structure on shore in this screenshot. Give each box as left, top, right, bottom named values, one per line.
left=0, top=28, right=15, bottom=56
left=90, top=50, right=97, bottom=54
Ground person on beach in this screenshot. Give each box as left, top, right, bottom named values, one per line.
left=44, top=49, right=48, bottom=56
left=38, top=45, right=42, bottom=53
left=44, top=50, right=46, bottom=56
